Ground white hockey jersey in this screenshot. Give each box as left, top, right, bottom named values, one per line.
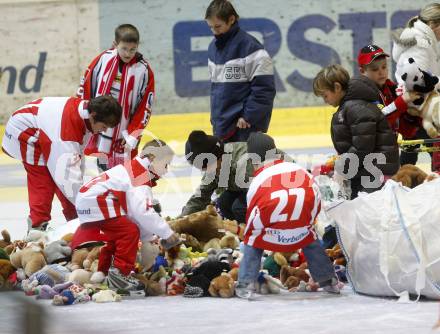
left=2, top=97, right=92, bottom=204
left=75, top=156, right=173, bottom=241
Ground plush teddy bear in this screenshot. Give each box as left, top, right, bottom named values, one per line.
left=391, top=164, right=428, bottom=188
left=416, top=91, right=440, bottom=138
left=0, top=230, right=12, bottom=249
left=325, top=244, right=346, bottom=266
left=68, top=268, right=105, bottom=285
left=28, top=264, right=70, bottom=287
left=9, top=242, right=47, bottom=277
left=68, top=245, right=102, bottom=271
left=279, top=264, right=315, bottom=291
left=208, top=272, right=235, bottom=298
left=168, top=205, right=224, bottom=242
left=255, top=271, right=285, bottom=295
left=0, top=258, right=16, bottom=290
left=138, top=241, right=160, bottom=272
left=219, top=231, right=239, bottom=250
left=202, top=238, right=221, bottom=252
left=92, top=289, right=122, bottom=303
left=263, top=251, right=306, bottom=277
left=180, top=233, right=202, bottom=252
left=399, top=57, right=439, bottom=107
left=44, top=240, right=72, bottom=264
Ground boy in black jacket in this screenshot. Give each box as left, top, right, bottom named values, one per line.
left=313, top=64, right=399, bottom=199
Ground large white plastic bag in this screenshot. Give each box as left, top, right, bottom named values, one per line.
left=313, top=175, right=350, bottom=237
left=327, top=179, right=440, bottom=299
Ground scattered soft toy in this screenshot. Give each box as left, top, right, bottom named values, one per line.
left=325, top=244, right=346, bottom=266
left=202, top=238, right=221, bottom=252
left=28, top=264, right=70, bottom=287
left=9, top=243, right=47, bottom=277
left=414, top=91, right=440, bottom=138
left=0, top=230, right=12, bottom=249
left=166, top=270, right=186, bottom=296
left=263, top=251, right=305, bottom=277
left=92, top=289, right=122, bottom=303
left=391, top=164, right=428, bottom=188
left=180, top=233, right=202, bottom=252
left=44, top=240, right=72, bottom=264
left=68, top=245, right=102, bottom=271
left=184, top=260, right=231, bottom=298
left=255, top=271, right=285, bottom=295
left=219, top=231, right=239, bottom=250
left=35, top=281, right=74, bottom=299
left=279, top=265, right=312, bottom=290
left=208, top=273, right=235, bottom=298
left=0, top=258, right=16, bottom=290
left=399, top=57, right=439, bottom=107
left=168, top=205, right=224, bottom=242
left=139, top=241, right=160, bottom=272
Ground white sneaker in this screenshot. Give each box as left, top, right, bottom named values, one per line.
left=235, top=283, right=256, bottom=299
left=321, top=277, right=341, bottom=294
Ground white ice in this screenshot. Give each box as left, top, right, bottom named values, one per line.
left=1, top=193, right=440, bottom=334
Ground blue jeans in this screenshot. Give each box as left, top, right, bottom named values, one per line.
left=238, top=239, right=335, bottom=285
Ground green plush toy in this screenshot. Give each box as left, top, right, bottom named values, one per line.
left=0, top=248, right=10, bottom=261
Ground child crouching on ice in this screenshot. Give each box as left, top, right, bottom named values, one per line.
left=236, top=133, right=340, bottom=298
left=75, top=139, right=180, bottom=292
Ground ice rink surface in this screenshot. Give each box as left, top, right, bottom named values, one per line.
left=0, top=150, right=439, bottom=334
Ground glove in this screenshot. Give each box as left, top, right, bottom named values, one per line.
left=160, top=233, right=181, bottom=250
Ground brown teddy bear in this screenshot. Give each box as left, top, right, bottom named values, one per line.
left=208, top=273, right=235, bottom=298
left=9, top=243, right=47, bottom=277
left=0, top=258, right=16, bottom=290
left=219, top=231, right=239, bottom=250
left=168, top=205, right=224, bottom=242
left=279, top=264, right=310, bottom=290
left=181, top=233, right=202, bottom=252
left=391, top=164, right=428, bottom=188
left=68, top=245, right=102, bottom=271
left=0, top=230, right=12, bottom=249
left=326, top=244, right=346, bottom=266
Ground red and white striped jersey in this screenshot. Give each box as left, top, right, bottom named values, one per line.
left=2, top=97, right=92, bottom=204
left=244, top=160, right=321, bottom=252
left=77, top=48, right=155, bottom=167
left=75, top=156, right=173, bottom=241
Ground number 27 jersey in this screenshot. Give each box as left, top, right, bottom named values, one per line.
left=244, top=161, right=321, bottom=252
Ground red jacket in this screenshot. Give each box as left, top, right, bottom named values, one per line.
left=380, top=79, right=421, bottom=138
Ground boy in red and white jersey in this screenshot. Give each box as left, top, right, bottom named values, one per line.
left=77, top=24, right=155, bottom=170
left=74, top=139, right=180, bottom=291
left=1, top=96, right=121, bottom=231
left=236, top=133, right=339, bottom=298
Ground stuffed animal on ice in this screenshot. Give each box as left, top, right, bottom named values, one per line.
left=0, top=230, right=12, bottom=249
left=208, top=272, right=235, bottom=298
left=399, top=57, right=438, bottom=106
left=398, top=58, right=440, bottom=138
left=416, top=91, right=440, bottom=138
left=168, top=205, right=224, bottom=242
left=9, top=242, right=47, bottom=277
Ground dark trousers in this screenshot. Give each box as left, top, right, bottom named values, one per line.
left=400, top=127, right=433, bottom=169
left=217, top=190, right=247, bottom=224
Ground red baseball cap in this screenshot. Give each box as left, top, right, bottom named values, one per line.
left=357, top=44, right=389, bottom=66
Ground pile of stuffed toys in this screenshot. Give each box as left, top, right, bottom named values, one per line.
left=2, top=164, right=436, bottom=305
left=0, top=203, right=347, bottom=305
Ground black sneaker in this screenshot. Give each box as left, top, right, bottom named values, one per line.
left=106, top=267, right=145, bottom=292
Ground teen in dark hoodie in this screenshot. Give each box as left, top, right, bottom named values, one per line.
left=313, top=64, right=399, bottom=199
